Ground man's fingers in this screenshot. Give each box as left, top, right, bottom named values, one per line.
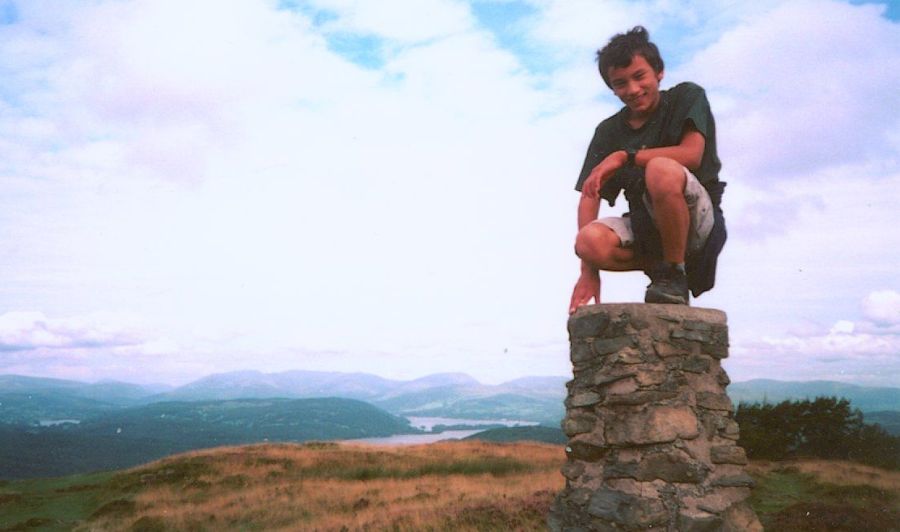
left=568, top=292, right=581, bottom=315
left=568, top=293, right=580, bottom=315
left=569, top=291, right=591, bottom=315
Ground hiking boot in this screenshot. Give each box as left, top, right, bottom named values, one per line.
left=644, top=263, right=689, bottom=305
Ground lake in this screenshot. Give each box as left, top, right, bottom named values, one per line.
left=345, top=416, right=539, bottom=445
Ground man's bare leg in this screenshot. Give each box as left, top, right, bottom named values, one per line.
left=645, top=157, right=689, bottom=264
left=569, top=222, right=649, bottom=313
left=643, top=156, right=691, bottom=304
left=574, top=222, right=645, bottom=272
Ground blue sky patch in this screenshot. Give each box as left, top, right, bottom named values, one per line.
left=277, top=0, right=384, bottom=69
left=850, top=0, right=900, bottom=20
left=0, top=0, right=19, bottom=25
left=326, top=33, right=386, bottom=69
left=471, top=1, right=560, bottom=75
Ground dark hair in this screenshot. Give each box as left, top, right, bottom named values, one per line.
left=596, top=26, right=664, bottom=89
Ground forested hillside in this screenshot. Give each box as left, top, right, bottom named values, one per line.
left=0, top=398, right=416, bottom=479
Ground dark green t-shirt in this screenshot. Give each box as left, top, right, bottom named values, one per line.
left=574, top=82, right=721, bottom=206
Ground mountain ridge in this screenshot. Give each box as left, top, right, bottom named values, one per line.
left=2, top=372, right=898, bottom=428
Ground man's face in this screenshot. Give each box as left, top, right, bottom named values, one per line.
left=607, top=54, right=664, bottom=118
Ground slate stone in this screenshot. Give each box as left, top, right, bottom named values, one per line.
left=697, top=392, right=734, bottom=412
left=717, top=370, right=731, bottom=385
left=634, top=370, right=668, bottom=387
left=569, top=313, right=610, bottom=338
left=605, top=315, right=630, bottom=337
left=636, top=452, right=707, bottom=483
left=671, top=329, right=713, bottom=343
left=561, top=461, right=585, bottom=480
left=591, top=371, right=636, bottom=387
left=602, top=461, right=638, bottom=479
left=613, top=348, right=645, bottom=364
left=656, top=340, right=693, bottom=357
left=605, top=391, right=678, bottom=406
left=570, top=341, right=594, bottom=364
left=567, top=440, right=607, bottom=461
left=710, top=445, right=748, bottom=465
left=683, top=320, right=713, bottom=331
left=703, top=342, right=729, bottom=359
left=587, top=489, right=668, bottom=527
left=563, top=412, right=598, bottom=437
left=630, top=317, right=651, bottom=330
left=681, top=355, right=711, bottom=373
left=718, top=419, right=741, bottom=440
left=591, top=336, right=634, bottom=356
left=568, top=391, right=604, bottom=408
left=606, top=406, right=699, bottom=445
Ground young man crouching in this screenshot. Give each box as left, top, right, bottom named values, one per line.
left=569, top=26, right=726, bottom=313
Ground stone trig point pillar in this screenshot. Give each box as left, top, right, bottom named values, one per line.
left=548, top=304, right=761, bottom=532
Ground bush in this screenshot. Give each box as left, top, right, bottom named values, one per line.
left=735, top=397, right=900, bottom=469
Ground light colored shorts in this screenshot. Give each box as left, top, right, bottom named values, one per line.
left=594, top=167, right=713, bottom=255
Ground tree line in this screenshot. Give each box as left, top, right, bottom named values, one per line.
left=735, top=397, right=899, bottom=470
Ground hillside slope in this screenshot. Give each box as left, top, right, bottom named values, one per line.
left=0, top=398, right=416, bottom=479
left=0, top=443, right=896, bottom=531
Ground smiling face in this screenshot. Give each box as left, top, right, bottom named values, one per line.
left=607, top=54, right=664, bottom=123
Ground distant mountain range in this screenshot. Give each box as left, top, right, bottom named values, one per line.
left=2, top=371, right=899, bottom=479
left=728, top=379, right=900, bottom=413
left=0, top=371, right=571, bottom=426
left=3, top=373, right=898, bottom=426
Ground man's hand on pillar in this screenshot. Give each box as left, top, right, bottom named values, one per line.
left=569, top=269, right=601, bottom=314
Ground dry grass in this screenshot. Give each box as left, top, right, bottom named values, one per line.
left=747, top=459, right=900, bottom=492
left=79, top=441, right=565, bottom=531
left=12, top=442, right=900, bottom=531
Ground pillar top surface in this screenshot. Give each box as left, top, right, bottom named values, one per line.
left=569, top=303, right=726, bottom=326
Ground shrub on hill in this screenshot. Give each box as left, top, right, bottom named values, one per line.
left=736, top=397, right=900, bottom=469
left=462, top=426, right=566, bottom=445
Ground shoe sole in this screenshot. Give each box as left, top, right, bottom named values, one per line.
left=644, top=291, right=689, bottom=305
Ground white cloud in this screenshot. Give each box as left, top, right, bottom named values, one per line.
left=309, top=0, right=475, bottom=42
left=1, top=0, right=898, bottom=388
left=678, top=0, right=900, bottom=180
left=521, top=0, right=783, bottom=66
left=830, top=320, right=855, bottom=335
left=0, top=311, right=146, bottom=351
left=0, top=0, right=574, bottom=385
left=525, top=0, right=652, bottom=51
left=727, top=289, right=900, bottom=386
left=862, top=290, right=900, bottom=326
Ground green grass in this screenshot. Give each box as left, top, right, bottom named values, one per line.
left=750, top=466, right=899, bottom=530
left=748, top=468, right=819, bottom=515
left=0, top=470, right=120, bottom=531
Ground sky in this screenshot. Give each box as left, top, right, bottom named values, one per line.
left=0, top=0, right=898, bottom=387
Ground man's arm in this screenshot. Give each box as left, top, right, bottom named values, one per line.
left=578, top=194, right=600, bottom=229
left=579, top=127, right=703, bottom=203
left=633, top=128, right=705, bottom=171
left=570, top=257, right=600, bottom=314
left=579, top=150, right=627, bottom=202
left=570, top=150, right=621, bottom=314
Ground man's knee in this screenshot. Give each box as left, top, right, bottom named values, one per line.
left=575, top=223, right=620, bottom=262
left=645, top=157, right=686, bottom=198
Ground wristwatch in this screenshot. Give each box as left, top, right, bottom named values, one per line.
left=626, top=148, right=638, bottom=167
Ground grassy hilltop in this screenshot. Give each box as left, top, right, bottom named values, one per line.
left=1, top=441, right=899, bottom=531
